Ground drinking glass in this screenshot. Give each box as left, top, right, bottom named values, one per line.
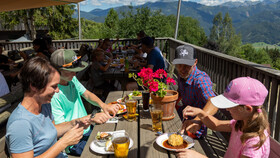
left=149, top=104, right=163, bottom=132
left=112, top=132, right=130, bottom=158
left=120, top=58, right=125, bottom=64
left=125, top=99, right=137, bottom=121
left=142, top=91, right=150, bottom=111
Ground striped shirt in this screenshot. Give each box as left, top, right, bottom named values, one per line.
left=177, top=66, right=216, bottom=138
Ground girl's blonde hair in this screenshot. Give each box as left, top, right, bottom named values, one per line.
left=235, top=105, right=270, bottom=149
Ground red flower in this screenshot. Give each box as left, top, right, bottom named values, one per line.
left=154, top=69, right=167, bottom=79
left=149, top=81, right=159, bottom=92
left=138, top=67, right=153, bottom=81
left=166, top=77, right=176, bottom=85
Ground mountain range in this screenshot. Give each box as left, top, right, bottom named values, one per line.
left=73, top=0, right=280, bottom=44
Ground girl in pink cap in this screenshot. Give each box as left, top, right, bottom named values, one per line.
left=176, top=77, right=270, bottom=158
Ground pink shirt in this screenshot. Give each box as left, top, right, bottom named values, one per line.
left=224, top=120, right=270, bottom=158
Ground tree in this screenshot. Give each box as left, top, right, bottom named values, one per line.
left=209, top=12, right=223, bottom=41
left=81, top=19, right=103, bottom=39
left=103, top=8, right=119, bottom=38
left=117, top=7, right=206, bottom=46
left=176, top=16, right=207, bottom=46
left=240, top=44, right=272, bottom=65
left=209, top=12, right=241, bottom=55
left=0, top=5, right=78, bottom=40
left=0, top=9, right=37, bottom=40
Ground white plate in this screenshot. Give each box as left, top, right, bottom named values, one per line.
left=117, top=104, right=127, bottom=115
left=90, top=137, right=133, bottom=154
left=156, top=133, right=195, bottom=151
left=129, top=93, right=142, bottom=100
left=117, top=98, right=125, bottom=104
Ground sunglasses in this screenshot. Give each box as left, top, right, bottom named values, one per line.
left=61, top=56, right=83, bottom=68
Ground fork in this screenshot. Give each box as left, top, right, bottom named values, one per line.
left=176, top=118, right=186, bottom=135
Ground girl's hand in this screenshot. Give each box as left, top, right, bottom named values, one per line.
left=176, top=149, right=207, bottom=158
left=90, top=112, right=111, bottom=124
left=182, top=106, right=202, bottom=119
left=61, top=124, right=84, bottom=146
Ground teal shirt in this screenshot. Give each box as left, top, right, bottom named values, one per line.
left=51, top=76, right=90, bottom=134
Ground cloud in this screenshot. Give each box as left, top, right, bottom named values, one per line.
left=82, top=0, right=260, bottom=9
left=85, top=0, right=160, bottom=6
left=88, top=0, right=102, bottom=6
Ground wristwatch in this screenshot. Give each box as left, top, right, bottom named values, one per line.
left=90, top=109, right=99, bottom=120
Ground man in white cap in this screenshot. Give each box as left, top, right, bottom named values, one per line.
left=172, top=45, right=217, bottom=138
left=50, top=49, right=119, bottom=156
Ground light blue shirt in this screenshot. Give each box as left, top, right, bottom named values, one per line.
left=6, top=103, right=65, bottom=157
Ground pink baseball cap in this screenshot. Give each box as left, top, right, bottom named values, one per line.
left=211, top=77, right=268, bottom=109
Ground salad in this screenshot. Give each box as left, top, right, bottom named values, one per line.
left=132, top=90, right=142, bottom=96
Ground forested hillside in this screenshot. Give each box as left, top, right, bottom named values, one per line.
left=74, top=1, right=280, bottom=44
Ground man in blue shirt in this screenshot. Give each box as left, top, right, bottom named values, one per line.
left=142, top=36, right=165, bottom=71
left=172, top=45, right=217, bottom=138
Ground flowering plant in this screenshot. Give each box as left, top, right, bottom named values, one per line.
left=129, top=68, right=176, bottom=97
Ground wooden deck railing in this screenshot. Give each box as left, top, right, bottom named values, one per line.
left=2, top=39, right=138, bottom=51
left=2, top=37, right=280, bottom=142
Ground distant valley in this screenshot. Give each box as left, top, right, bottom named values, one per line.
left=74, top=0, right=280, bottom=44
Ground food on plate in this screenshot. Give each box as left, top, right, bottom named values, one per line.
left=95, top=132, right=112, bottom=147
left=117, top=95, right=129, bottom=103
left=132, top=90, right=142, bottom=96
left=168, top=134, right=183, bottom=147
left=96, top=132, right=112, bottom=140
left=105, top=140, right=114, bottom=152
left=111, top=63, right=118, bottom=67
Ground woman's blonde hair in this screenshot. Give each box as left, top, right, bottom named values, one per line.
left=235, top=105, right=270, bottom=149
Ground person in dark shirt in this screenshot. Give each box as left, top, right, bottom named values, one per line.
left=33, top=38, right=50, bottom=59
left=141, top=36, right=165, bottom=71
left=126, top=37, right=165, bottom=90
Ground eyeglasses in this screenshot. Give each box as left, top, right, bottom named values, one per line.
left=61, top=56, right=82, bottom=68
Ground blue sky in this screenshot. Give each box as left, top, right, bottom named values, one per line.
left=79, top=0, right=260, bottom=12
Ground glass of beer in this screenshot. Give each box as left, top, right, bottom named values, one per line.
left=149, top=104, right=163, bottom=132
left=125, top=99, right=137, bottom=121
left=120, top=58, right=125, bottom=64
left=112, top=131, right=130, bottom=158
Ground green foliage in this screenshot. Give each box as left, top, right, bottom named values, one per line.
left=209, top=12, right=242, bottom=55
left=0, top=5, right=78, bottom=40
left=176, top=16, right=207, bottom=46
left=103, top=9, right=119, bottom=38
left=240, top=44, right=272, bottom=64
left=81, top=19, right=103, bottom=39
left=116, top=7, right=206, bottom=46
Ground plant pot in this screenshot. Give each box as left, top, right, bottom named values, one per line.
left=151, top=90, right=178, bottom=121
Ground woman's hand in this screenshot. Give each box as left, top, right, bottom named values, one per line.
left=176, top=149, right=207, bottom=158
left=90, top=112, right=111, bottom=124
left=103, top=103, right=120, bottom=117
left=75, top=115, right=91, bottom=129
left=61, top=124, right=84, bottom=146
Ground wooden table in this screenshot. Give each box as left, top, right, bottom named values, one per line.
left=103, top=68, right=139, bottom=90
left=81, top=91, right=206, bottom=158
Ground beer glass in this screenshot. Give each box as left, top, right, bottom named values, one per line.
left=120, top=58, right=125, bottom=64
left=125, top=99, right=137, bottom=121
left=149, top=104, right=163, bottom=132
left=112, top=132, right=130, bottom=158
